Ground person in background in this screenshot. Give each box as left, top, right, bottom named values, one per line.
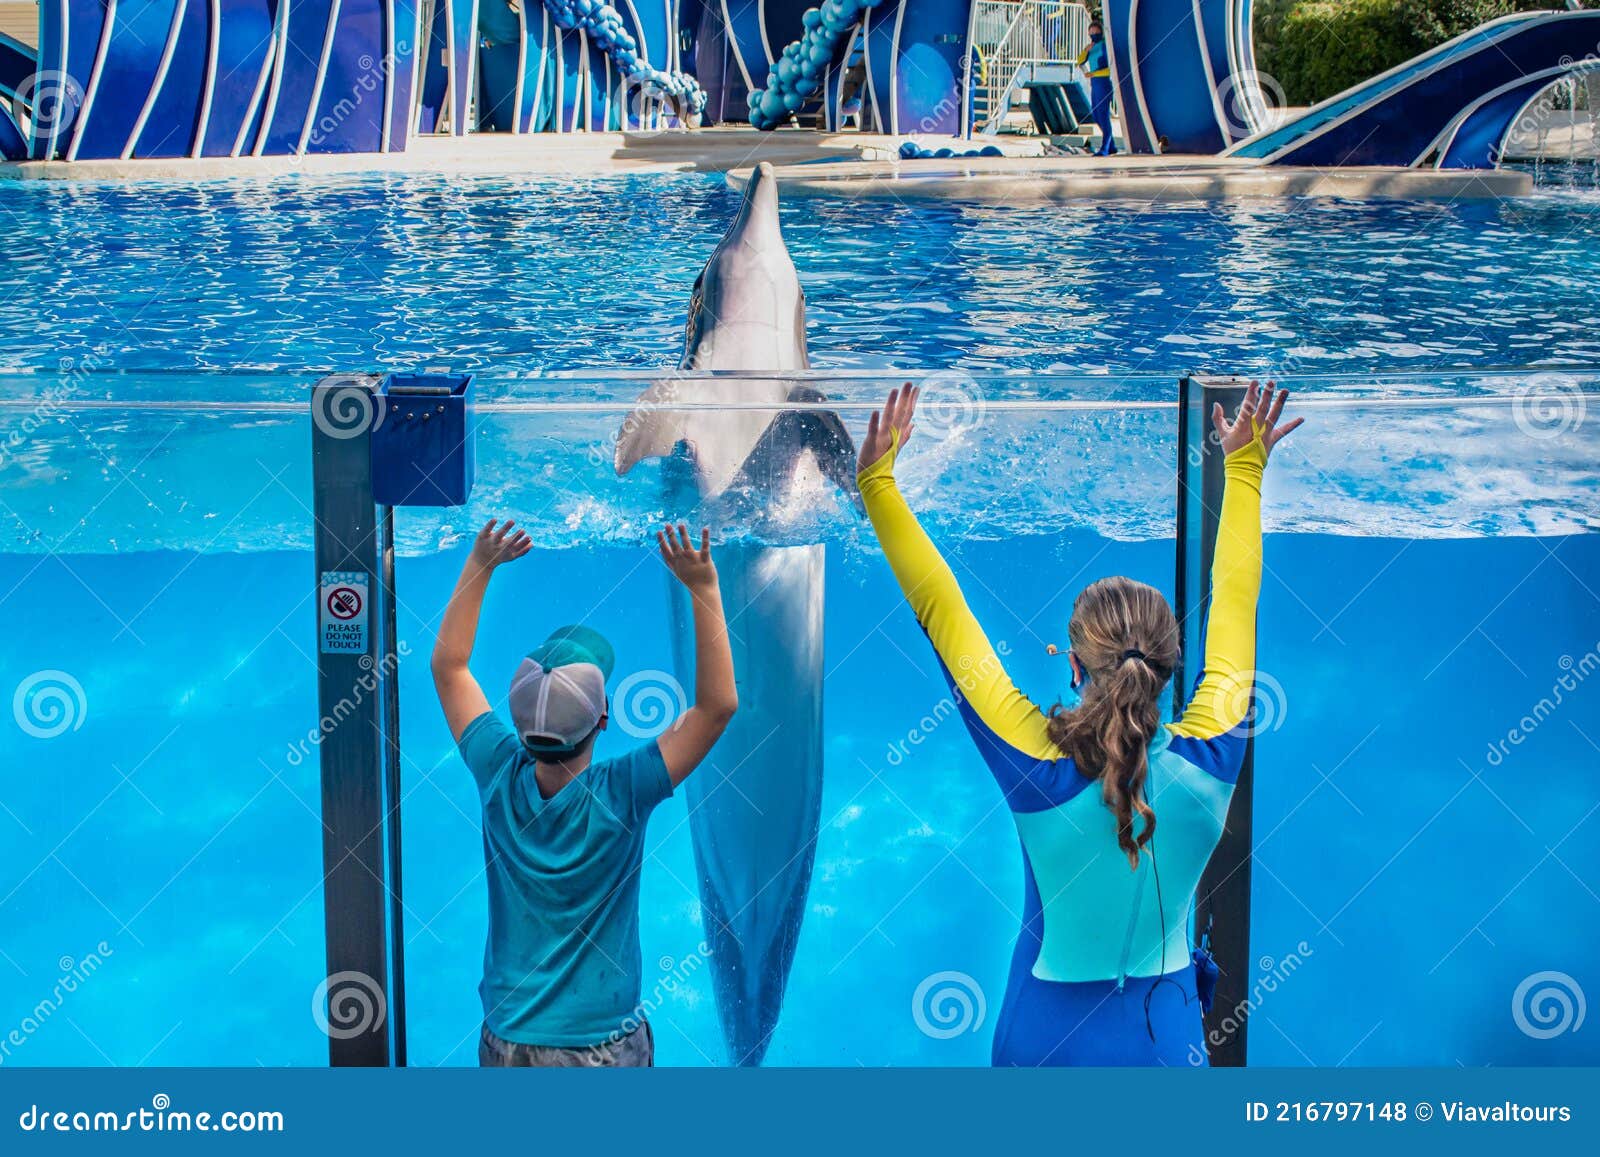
left=1078, top=19, right=1117, bottom=156
left=855, top=381, right=1301, bottom=1065
left=431, top=520, right=738, bottom=1067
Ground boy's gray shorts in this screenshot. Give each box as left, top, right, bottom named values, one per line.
left=478, top=1020, right=654, bottom=1068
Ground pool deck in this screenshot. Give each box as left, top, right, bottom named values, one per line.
left=0, top=128, right=990, bottom=181
left=0, top=126, right=1530, bottom=200
left=725, top=153, right=1531, bottom=202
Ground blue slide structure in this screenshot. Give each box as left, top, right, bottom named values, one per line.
left=1226, top=12, right=1600, bottom=168
left=1104, top=2, right=1600, bottom=169
left=1103, top=0, right=1270, bottom=154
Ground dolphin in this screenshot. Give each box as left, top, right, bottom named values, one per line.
left=614, top=162, right=856, bottom=1065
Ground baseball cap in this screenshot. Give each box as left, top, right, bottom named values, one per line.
left=508, top=625, right=616, bottom=755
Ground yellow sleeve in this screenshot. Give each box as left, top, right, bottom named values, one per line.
left=858, top=436, right=1058, bottom=761
left=1169, top=437, right=1267, bottom=740
left=1077, top=46, right=1089, bottom=68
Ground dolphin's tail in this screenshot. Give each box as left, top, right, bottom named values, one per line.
left=691, top=814, right=817, bottom=1066
left=787, top=385, right=863, bottom=514
left=721, top=387, right=861, bottom=514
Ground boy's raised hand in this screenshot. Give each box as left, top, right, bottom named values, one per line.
left=654, top=523, right=737, bottom=787
left=470, top=519, right=532, bottom=572
left=658, top=524, right=719, bottom=591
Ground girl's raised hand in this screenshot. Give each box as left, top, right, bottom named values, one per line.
left=1212, top=379, right=1304, bottom=459
left=858, top=384, right=921, bottom=474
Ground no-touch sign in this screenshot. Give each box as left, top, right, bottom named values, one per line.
left=320, top=571, right=369, bottom=655
left=327, top=585, right=363, bottom=621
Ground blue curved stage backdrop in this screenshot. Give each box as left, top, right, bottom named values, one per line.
left=0, top=30, right=35, bottom=156
left=462, top=0, right=701, bottom=134
left=1103, top=0, right=1271, bottom=154
left=2, top=0, right=420, bottom=161
left=748, top=0, right=968, bottom=135
left=2, top=1, right=1595, bottom=165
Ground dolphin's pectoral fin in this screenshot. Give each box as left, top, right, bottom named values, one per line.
left=614, top=381, right=689, bottom=475
left=786, top=385, right=863, bottom=515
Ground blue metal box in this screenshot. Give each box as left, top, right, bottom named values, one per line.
left=371, top=372, right=475, bottom=507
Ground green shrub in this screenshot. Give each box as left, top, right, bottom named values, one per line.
left=1258, top=0, right=1546, bottom=106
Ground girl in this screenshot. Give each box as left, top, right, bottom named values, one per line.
left=856, top=381, right=1301, bottom=1066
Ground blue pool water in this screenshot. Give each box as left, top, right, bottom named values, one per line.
left=0, top=171, right=1598, bottom=1068
left=0, top=170, right=1598, bottom=375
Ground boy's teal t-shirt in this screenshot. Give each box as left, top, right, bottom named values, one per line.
left=457, top=711, right=674, bottom=1047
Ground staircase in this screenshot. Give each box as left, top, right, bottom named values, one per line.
left=969, top=0, right=1090, bottom=135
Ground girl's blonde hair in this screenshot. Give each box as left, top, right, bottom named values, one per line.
left=1045, top=577, right=1180, bottom=869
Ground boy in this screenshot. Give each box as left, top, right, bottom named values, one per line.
left=430, top=519, right=737, bottom=1067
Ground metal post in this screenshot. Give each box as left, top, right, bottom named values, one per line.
left=1174, top=373, right=1255, bottom=1068
left=380, top=505, right=407, bottom=1066
left=311, top=374, right=395, bottom=1067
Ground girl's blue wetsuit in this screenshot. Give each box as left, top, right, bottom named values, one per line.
left=859, top=433, right=1267, bottom=1067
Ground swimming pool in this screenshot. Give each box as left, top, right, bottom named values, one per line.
left=0, top=170, right=1597, bottom=1068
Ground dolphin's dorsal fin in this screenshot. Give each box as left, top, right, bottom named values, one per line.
left=614, top=380, right=689, bottom=475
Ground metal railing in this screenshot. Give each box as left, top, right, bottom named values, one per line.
left=969, top=0, right=1091, bottom=133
